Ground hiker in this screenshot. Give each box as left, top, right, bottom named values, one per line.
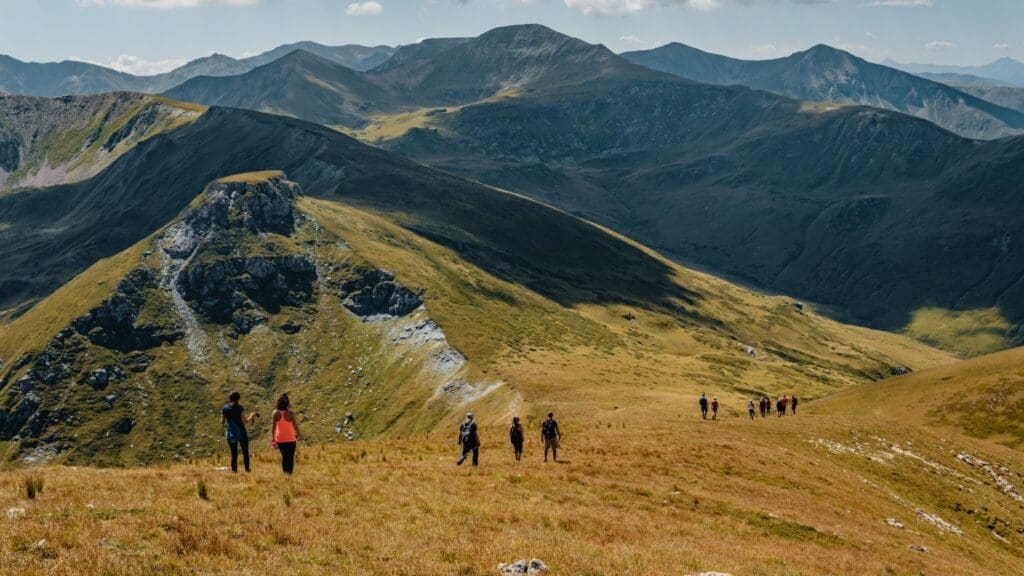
left=699, top=393, right=709, bottom=420
left=542, top=412, right=562, bottom=463
left=791, top=395, right=799, bottom=415
left=711, top=397, right=719, bottom=421
left=781, top=395, right=789, bottom=416
left=509, top=416, right=525, bottom=461
left=748, top=400, right=756, bottom=420
left=221, top=391, right=257, bottom=473
left=457, top=413, right=480, bottom=466
left=759, top=397, right=767, bottom=418
left=271, top=393, right=302, bottom=475
left=776, top=397, right=783, bottom=417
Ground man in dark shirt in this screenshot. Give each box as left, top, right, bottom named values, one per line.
left=542, top=412, right=562, bottom=463
left=457, top=413, right=480, bottom=466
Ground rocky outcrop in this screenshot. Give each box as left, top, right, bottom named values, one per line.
left=161, top=174, right=315, bottom=335
left=337, top=267, right=423, bottom=321
left=179, top=254, right=316, bottom=334
left=70, top=268, right=181, bottom=352
left=0, top=266, right=182, bottom=446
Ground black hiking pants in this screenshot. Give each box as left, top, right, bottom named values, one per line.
left=278, top=441, right=297, bottom=474
left=228, top=438, right=250, bottom=472
left=512, top=441, right=523, bottom=461
left=458, top=444, right=479, bottom=466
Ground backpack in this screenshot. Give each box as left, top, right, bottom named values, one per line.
left=542, top=419, right=558, bottom=439
left=460, top=421, right=474, bottom=443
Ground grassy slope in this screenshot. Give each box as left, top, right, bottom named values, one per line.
left=814, top=345, right=1024, bottom=449
left=1, top=413, right=1023, bottom=575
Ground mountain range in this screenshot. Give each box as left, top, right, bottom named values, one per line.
left=6, top=25, right=1024, bottom=357
left=622, top=43, right=1024, bottom=140
left=0, top=94, right=953, bottom=465
left=0, top=42, right=397, bottom=97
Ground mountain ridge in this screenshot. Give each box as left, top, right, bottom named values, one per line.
left=622, top=42, right=1024, bottom=139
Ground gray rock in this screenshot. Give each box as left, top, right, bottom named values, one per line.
left=498, top=559, right=548, bottom=576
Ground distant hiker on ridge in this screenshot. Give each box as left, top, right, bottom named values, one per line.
left=776, top=397, right=783, bottom=417
left=759, top=396, right=768, bottom=418
left=221, top=391, right=257, bottom=473
left=791, top=395, right=799, bottom=415
left=711, top=397, right=719, bottom=421
left=699, top=393, right=709, bottom=420
left=748, top=400, right=756, bottom=420
left=781, top=395, right=789, bottom=416
left=542, top=412, right=562, bottom=463
left=457, top=413, right=480, bottom=467
left=509, top=416, right=524, bottom=462
left=271, top=393, right=302, bottom=475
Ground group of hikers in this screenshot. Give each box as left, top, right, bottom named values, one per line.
left=220, top=391, right=563, bottom=474
left=699, top=392, right=798, bottom=421
left=456, top=412, right=562, bottom=467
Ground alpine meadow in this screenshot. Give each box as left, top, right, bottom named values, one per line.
left=2, top=2, right=1024, bottom=575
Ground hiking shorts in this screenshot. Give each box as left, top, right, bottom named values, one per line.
left=544, top=436, right=560, bottom=450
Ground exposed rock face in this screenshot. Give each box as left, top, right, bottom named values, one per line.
left=161, top=174, right=316, bottom=335
left=179, top=254, right=316, bottom=334
left=337, top=267, right=423, bottom=321
left=71, top=268, right=181, bottom=351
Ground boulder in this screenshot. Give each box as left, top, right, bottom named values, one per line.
left=498, top=559, right=548, bottom=575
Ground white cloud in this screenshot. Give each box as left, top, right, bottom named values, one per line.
left=70, top=54, right=189, bottom=75
left=563, top=0, right=829, bottom=17
left=993, top=43, right=1010, bottom=51
left=925, top=40, right=955, bottom=51
left=864, top=0, right=933, bottom=6
left=345, top=0, right=383, bottom=14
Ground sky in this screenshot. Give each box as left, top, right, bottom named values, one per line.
left=0, top=0, right=1020, bottom=75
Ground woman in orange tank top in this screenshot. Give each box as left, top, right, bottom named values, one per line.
left=271, top=393, right=302, bottom=475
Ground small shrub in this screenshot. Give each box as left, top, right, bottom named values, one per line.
left=24, top=476, right=44, bottom=500
left=197, top=479, right=210, bottom=501
left=283, top=490, right=292, bottom=507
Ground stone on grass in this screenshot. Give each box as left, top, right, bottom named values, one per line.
left=498, top=559, right=549, bottom=575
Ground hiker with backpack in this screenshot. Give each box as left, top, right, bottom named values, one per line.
left=541, top=412, right=561, bottom=463
left=509, top=416, right=524, bottom=461
left=776, top=397, right=784, bottom=417
left=748, top=400, right=756, bottom=420
left=221, top=391, right=257, bottom=473
left=758, top=397, right=767, bottom=418
left=711, top=397, right=719, bottom=421
left=699, top=393, right=709, bottom=420
left=791, top=395, right=799, bottom=415
left=457, top=413, right=480, bottom=466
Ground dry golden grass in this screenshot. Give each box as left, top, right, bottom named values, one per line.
left=2, top=410, right=1023, bottom=576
